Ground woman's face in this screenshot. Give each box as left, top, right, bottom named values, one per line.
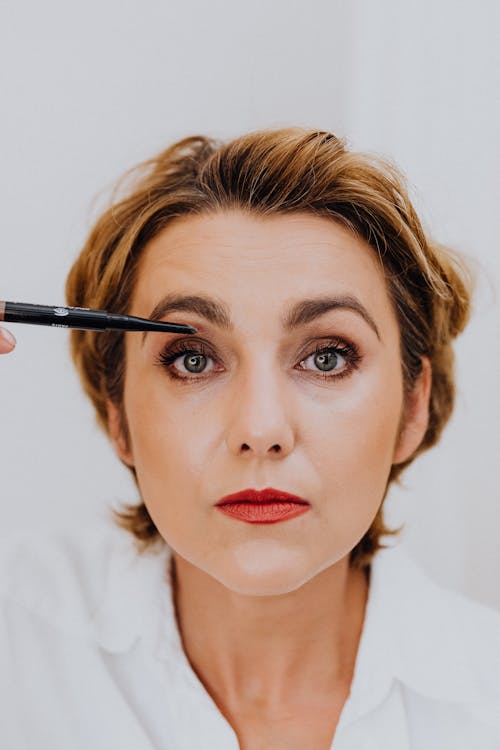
left=108, top=210, right=430, bottom=595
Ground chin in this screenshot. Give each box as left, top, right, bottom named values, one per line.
left=210, top=544, right=324, bottom=597
left=216, top=573, right=313, bottom=598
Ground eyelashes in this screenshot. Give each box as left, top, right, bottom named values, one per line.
left=153, top=336, right=363, bottom=384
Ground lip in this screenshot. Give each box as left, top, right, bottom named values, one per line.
left=214, top=487, right=311, bottom=525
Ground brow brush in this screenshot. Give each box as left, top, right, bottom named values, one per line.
left=0, top=301, right=197, bottom=334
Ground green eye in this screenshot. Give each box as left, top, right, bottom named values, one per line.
left=313, top=350, right=339, bottom=371
left=296, top=339, right=362, bottom=381
left=183, top=353, right=208, bottom=373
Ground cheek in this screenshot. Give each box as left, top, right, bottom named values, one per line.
left=304, top=362, right=403, bottom=501
left=123, top=371, right=211, bottom=501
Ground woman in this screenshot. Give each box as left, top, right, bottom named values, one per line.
left=1, top=128, right=499, bottom=749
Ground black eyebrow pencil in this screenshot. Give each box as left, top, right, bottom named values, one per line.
left=0, top=301, right=197, bottom=334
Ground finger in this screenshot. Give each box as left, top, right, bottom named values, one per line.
left=0, top=326, right=16, bottom=353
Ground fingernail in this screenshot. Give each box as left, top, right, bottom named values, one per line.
left=1, top=328, right=16, bottom=346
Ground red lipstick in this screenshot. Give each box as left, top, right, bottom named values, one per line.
left=215, top=487, right=311, bottom=524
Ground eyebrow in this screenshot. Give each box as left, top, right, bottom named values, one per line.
left=141, top=292, right=381, bottom=344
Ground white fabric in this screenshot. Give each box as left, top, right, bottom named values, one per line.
left=1, top=526, right=499, bottom=749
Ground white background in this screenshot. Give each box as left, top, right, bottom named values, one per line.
left=1, top=0, right=499, bottom=609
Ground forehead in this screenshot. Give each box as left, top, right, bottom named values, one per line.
left=131, top=210, right=394, bottom=325
left=137, top=211, right=385, bottom=292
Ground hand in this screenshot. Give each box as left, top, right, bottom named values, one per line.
left=0, top=326, right=16, bottom=354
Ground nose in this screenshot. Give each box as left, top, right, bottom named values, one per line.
left=224, top=363, right=295, bottom=459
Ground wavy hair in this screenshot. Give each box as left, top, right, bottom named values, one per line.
left=66, top=128, right=474, bottom=569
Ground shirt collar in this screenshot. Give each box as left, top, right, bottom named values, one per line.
left=90, top=535, right=494, bottom=707
left=352, top=543, right=493, bottom=706
left=89, top=537, right=171, bottom=653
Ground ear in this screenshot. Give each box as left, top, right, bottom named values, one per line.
left=392, top=356, right=432, bottom=465
left=106, top=398, right=135, bottom=467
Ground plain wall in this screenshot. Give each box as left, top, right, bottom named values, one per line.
left=1, top=0, right=499, bottom=609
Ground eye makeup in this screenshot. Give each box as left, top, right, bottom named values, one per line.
left=153, top=335, right=363, bottom=384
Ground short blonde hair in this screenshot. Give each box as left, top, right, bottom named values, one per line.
left=66, top=127, right=474, bottom=570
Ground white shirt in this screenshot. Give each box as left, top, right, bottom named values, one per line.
left=1, top=525, right=499, bottom=749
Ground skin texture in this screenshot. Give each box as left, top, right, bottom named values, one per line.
left=106, top=210, right=431, bottom=741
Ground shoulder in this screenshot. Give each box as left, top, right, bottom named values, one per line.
left=0, top=527, right=175, bottom=747
left=0, top=524, right=133, bottom=618
left=370, top=545, right=500, bottom=727
left=0, top=524, right=170, bottom=648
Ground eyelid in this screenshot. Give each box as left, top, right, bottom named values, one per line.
left=156, top=333, right=359, bottom=357
left=155, top=330, right=360, bottom=354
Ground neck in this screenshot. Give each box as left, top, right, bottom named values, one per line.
left=170, top=552, right=369, bottom=715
